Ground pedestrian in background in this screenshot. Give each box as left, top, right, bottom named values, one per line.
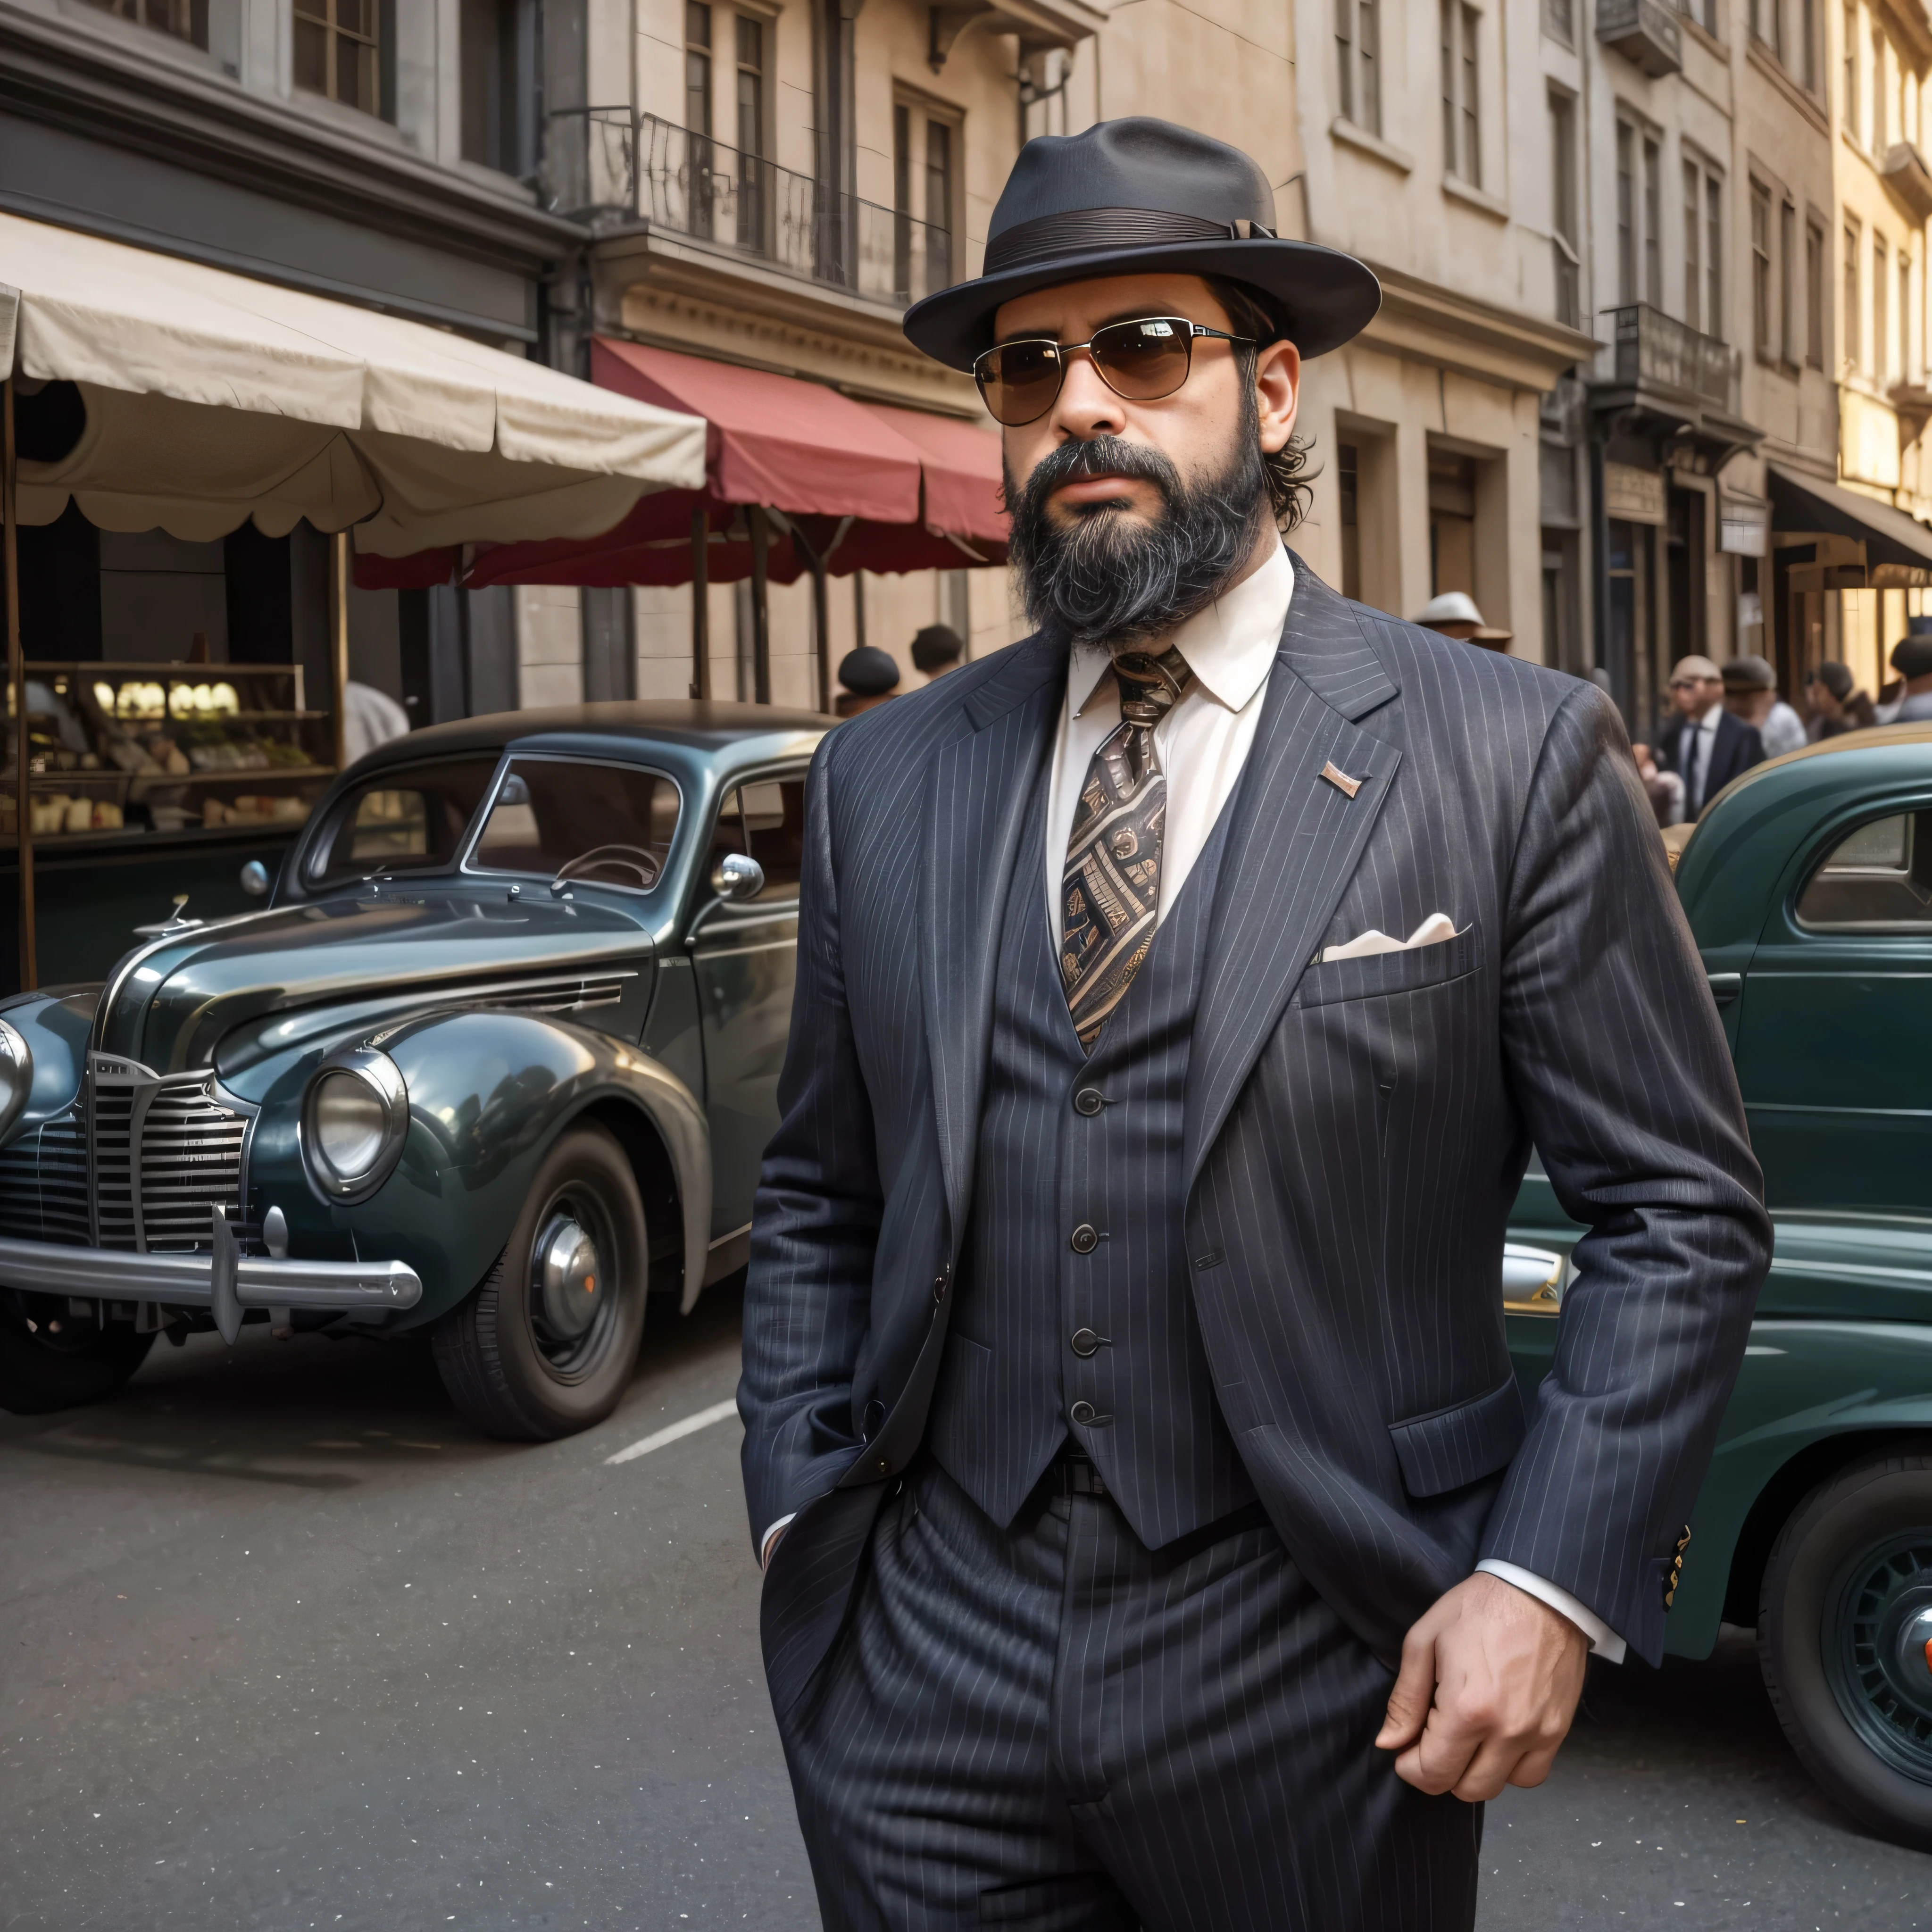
left=1805, top=661, right=1874, bottom=739
left=835, top=644, right=900, bottom=718
left=910, top=624, right=966, bottom=680
left=1632, top=741, right=1687, bottom=825
left=1659, top=654, right=1765, bottom=815
left=1892, top=630, right=1932, bottom=721
left=1722, top=655, right=1807, bottom=758
left=1412, top=589, right=1513, bottom=650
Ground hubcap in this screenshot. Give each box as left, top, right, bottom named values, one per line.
left=533, top=1212, right=602, bottom=1345
left=1826, top=1532, right=1932, bottom=1784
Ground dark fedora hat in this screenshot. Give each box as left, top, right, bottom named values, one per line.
left=903, top=118, right=1380, bottom=373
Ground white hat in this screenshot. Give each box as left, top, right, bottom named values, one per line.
left=1415, top=591, right=1485, bottom=627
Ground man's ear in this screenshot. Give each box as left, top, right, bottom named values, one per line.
left=1256, top=339, right=1300, bottom=455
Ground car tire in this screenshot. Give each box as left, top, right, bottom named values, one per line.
left=432, top=1123, right=648, bottom=1442
left=1759, top=1450, right=1932, bottom=1848
left=0, top=1303, right=156, bottom=1414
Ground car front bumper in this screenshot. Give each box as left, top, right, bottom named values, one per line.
left=0, top=1232, right=420, bottom=1340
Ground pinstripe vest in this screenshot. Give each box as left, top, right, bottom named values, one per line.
left=926, top=750, right=1258, bottom=1549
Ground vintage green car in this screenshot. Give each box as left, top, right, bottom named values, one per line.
left=1507, top=720, right=1932, bottom=1847
left=0, top=701, right=825, bottom=1441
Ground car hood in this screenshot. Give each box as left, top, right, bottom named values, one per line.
left=96, top=887, right=656, bottom=1075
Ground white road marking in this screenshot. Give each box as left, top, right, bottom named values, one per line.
left=604, top=1398, right=741, bottom=1466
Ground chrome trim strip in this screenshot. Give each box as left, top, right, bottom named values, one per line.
left=0, top=1238, right=421, bottom=1310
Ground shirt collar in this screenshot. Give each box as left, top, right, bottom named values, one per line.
left=1068, top=542, right=1295, bottom=719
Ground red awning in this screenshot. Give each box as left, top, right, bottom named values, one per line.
left=592, top=339, right=923, bottom=523
left=857, top=400, right=1007, bottom=547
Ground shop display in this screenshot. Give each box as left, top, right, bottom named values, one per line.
left=2, top=664, right=334, bottom=843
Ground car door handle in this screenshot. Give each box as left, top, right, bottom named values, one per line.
left=1707, top=973, right=1742, bottom=1005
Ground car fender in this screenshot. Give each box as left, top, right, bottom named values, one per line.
left=250, top=1008, right=710, bottom=1325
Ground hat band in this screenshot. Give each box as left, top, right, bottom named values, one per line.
left=982, top=207, right=1272, bottom=275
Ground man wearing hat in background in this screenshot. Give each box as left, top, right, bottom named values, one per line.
left=1412, top=590, right=1513, bottom=650
left=742, top=116, right=1766, bottom=1931
left=1657, top=654, right=1765, bottom=816
left=1721, top=655, right=1807, bottom=758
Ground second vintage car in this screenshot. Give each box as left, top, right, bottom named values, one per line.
left=0, top=701, right=826, bottom=1441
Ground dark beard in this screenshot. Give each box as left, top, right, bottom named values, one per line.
left=1004, top=413, right=1270, bottom=652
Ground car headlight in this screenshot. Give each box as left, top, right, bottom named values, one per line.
left=0, top=1019, right=32, bottom=1142
left=300, top=1047, right=408, bottom=1202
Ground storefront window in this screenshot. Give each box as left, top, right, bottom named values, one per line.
left=295, top=0, right=382, bottom=117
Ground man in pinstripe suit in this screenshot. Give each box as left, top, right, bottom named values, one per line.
left=740, top=119, right=1769, bottom=1931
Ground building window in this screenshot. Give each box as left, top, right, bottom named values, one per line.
left=1872, top=28, right=1885, bottom=145
left=1845, top=7, right=1858, bottom=137
left=1681, top=0, right=1717, bottom=34
left=1543, top=0, right=1574, bottom=48
left=894, top=106, right=957, bottom=302
left=1340, top=444, right=1362, bottom=601
left=1752, top=182, right=1774, bottom=355
left=686, top=1, right=713, bottom=137
left=1644, top=139, right=1663, bottom=307
left=1706, top=171, right=1724, bottom=340
left=1550, top=92, right=1580, bottom=327
left=1781, top=199, right=1797, bottom=361
left=460, top=0, right=534, bottom=176
left=1903, top=251, right=1915, bottom=382
left=1619, top=124, right=1638, bottom=306
left=1875, top=233, right=1890, bottom=377
left=82, top=0, right=207, bottom=45
left=1682, top=158, right=1700, bottom=329
left=1845, top=220, right=1862, bottom=371
left=1807, top=218, right=1826, bottom=366
left=1338, top=0, right=1382, bottom=135
left=1802, top=0, right=1817, bottom=89
left=294, top=0, right=381, bottom=114
left=736, top=15, right=766, bottom=248
left=1441, top=0, right=1480, bottom=186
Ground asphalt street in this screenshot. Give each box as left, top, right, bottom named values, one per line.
left=3, top=1288, right=1927, bottom=1932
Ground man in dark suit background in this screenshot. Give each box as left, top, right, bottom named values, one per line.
left=1657, top=653, right=1764, bottom=815
left=740, top=119, right=1768, bottom=1931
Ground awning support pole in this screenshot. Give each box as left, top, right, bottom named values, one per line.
left=2, top=380, right=35, bottom=993
left=690, top=506, right=711, bottom=700
left=788, top=522, right=834, bottom=716
left=749, top=505, right=771, bottom=704
left=330, top=532, right=350, bottom=770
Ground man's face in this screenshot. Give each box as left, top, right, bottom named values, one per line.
left=1671, top=674, right=1722, bottom=720
left=991, top=273, right=1301, bottom=648
left=1724, top=687, right=1771, bottom=724
left=994, top=273, right=1299, bottom=539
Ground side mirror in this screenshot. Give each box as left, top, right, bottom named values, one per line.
left=239, top=859, right=270, bottom=898
left=710, top=852, right=765, bottom=902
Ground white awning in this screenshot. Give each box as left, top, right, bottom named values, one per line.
left=0, top=213, right=707, bottom=556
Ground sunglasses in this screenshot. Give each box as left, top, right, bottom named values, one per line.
left=972, top=316, right=1255, bottom=428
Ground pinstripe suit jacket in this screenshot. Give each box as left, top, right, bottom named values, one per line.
left=741, top=559, right=1769, bottom=1719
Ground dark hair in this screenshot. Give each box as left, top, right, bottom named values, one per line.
left=911, top=624, right=965, bottom=674
left=837, top=644, right=900, bottom=696
left=1205, top=275, right=1316, bottom=533
left=1809, top=660, right=1854, bottom=701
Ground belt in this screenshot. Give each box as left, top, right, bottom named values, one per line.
left=1053, top=1445, right=1110, bottom=1498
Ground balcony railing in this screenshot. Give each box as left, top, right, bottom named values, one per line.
left=1603, top=303, right=1739, bottom=414
left=551, top=110, right=955, bottom=311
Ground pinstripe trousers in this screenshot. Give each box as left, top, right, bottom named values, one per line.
left=779, top=1457, right=1482, bottom=1932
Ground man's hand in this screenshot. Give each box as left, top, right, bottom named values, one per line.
left=1374, top=1572, right=1589, bottom=1801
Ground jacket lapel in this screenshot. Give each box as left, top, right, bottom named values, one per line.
left=920, top=637, right=1066, bottom=1246
left=1183, top=574, right=1404, bottom=1192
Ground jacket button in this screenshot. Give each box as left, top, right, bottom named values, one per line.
left=1073, top=1087, right=1105, bottom=1116
left=933, top=1271, right=949, bottom=1304
left=1070, top=1400, right=1098, bottom=1425
left=1070, top=1327, right=1100, bottom=1357
left=1070, top=1224, right=1099, bottom=1254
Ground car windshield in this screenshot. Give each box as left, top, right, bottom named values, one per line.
left=469, top=758, right=681, bottom=892
left=306, top=757, right=501, bottom=888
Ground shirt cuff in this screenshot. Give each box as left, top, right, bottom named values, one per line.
left=1476, top=1559, right=1627, bottom=1664
left=760, top=1514, right=796, bottom=1569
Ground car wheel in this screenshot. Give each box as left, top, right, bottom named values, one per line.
left=0, top=1301, right=156, bottom=1414
left=431, top=1124, right=648, bottom=1442
left=1759, top=1451, right=1932, bottom=1848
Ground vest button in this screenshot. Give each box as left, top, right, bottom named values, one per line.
left=1070, top=1400, right=1098, bottom=1425
left=1070, top=1327, right=1100, bottom=1357
left=1069, top=1223, right=1099, bottom=1254
left=1073, top=1087, right=1105, bottom=1116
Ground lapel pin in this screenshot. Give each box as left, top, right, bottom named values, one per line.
left=1319, top=761, right=1363, bottom=799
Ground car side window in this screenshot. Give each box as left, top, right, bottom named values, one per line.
left=1796, top=810, right=1932, bottom=928
left=470, top=759, right=681, bottom=892
left=709, top=776, right=806, bottom=900
left=307, top=758, right=500, bottom=887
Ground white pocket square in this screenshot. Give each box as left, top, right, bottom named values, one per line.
left=1320, top=913, right=1461, bottom=964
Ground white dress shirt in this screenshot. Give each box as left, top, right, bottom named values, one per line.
left=769, top=541, right=1629, bottom=1663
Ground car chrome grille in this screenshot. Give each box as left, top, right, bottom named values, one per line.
left=0, top=1054, right=251, bottom=1253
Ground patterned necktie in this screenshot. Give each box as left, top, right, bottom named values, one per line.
left=1059, top=643, right=1195, bottom=1049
